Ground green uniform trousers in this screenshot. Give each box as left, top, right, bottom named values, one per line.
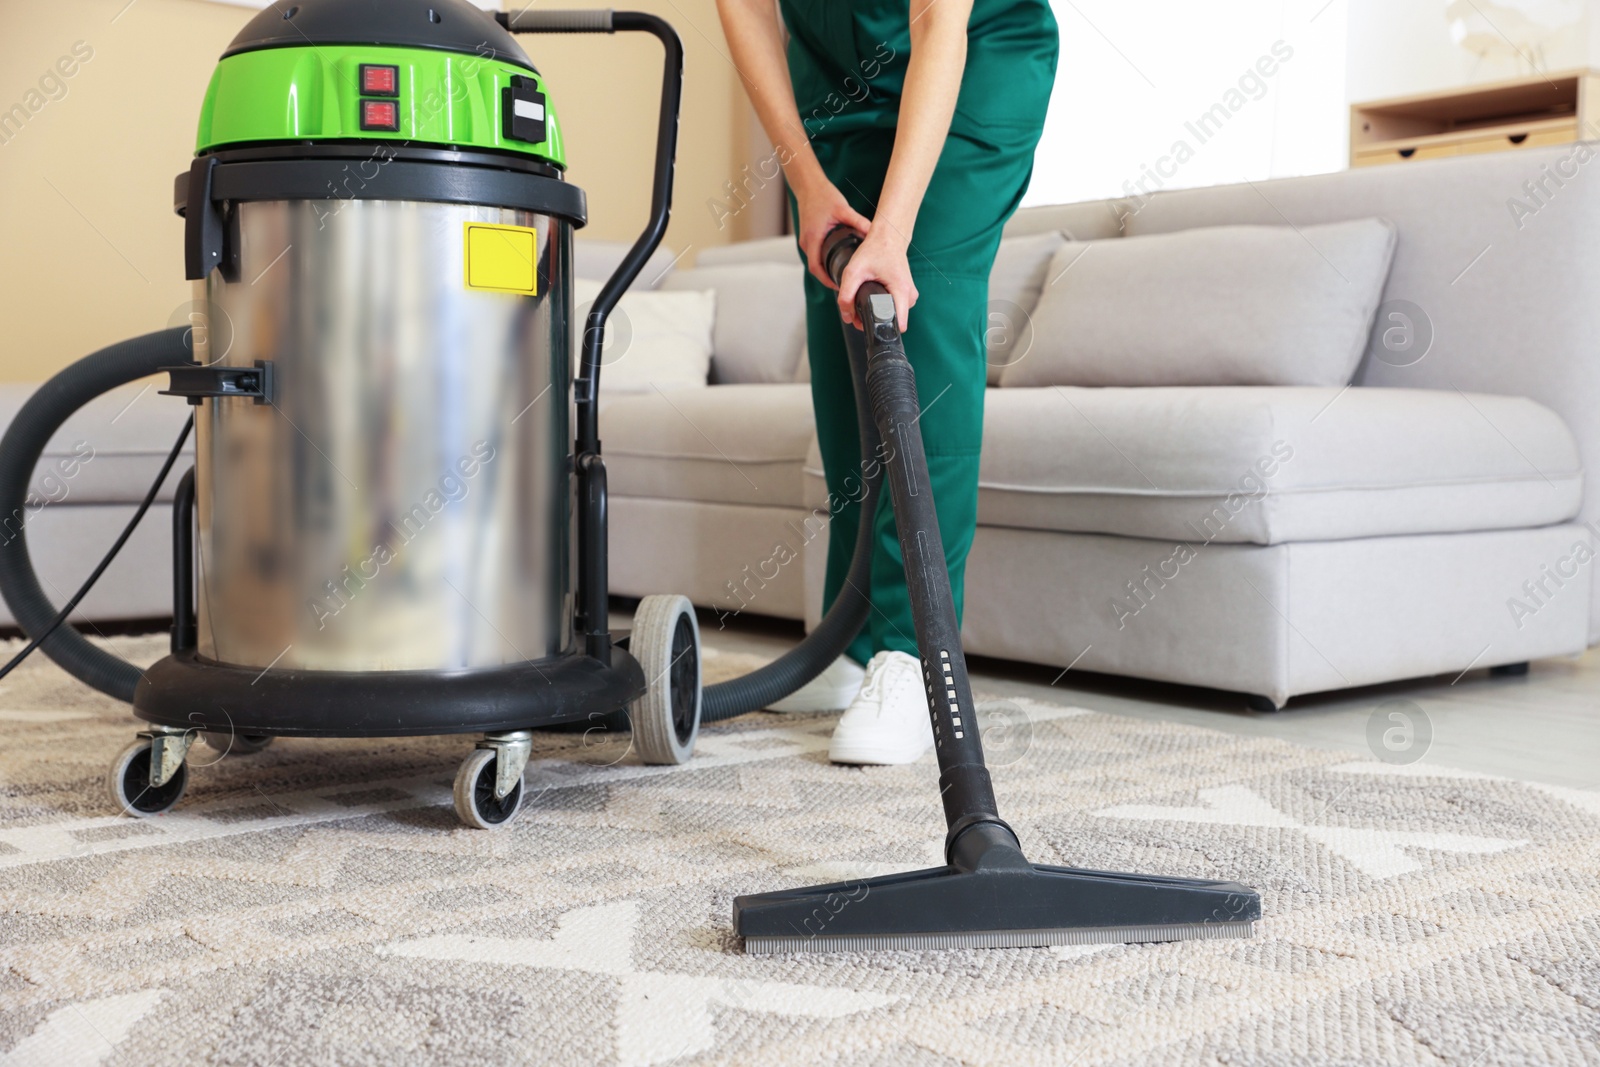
left=782, top=0, right=1058, bottom=665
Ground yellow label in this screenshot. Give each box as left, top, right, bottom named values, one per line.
left=463, top=222, right=538, bottom=294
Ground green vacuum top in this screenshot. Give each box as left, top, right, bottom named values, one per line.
left=195, top=0, right=564, bottom=168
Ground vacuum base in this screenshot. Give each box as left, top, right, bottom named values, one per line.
left=734, top=824, right=1261, bottom=955
left=132, top=644, right=647, bottom=737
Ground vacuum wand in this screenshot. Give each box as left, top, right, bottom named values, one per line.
left=732, top=227, right=1263, bottom=954
left=822, top=229, right=1010, bottom=854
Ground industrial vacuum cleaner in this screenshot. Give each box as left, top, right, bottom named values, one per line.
left=0, top=0, right=1260, bottom=952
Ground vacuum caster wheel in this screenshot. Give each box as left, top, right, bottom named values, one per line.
left=453, top=748, right=525, bottom=829
left=202, top=732, right=274, bottom=756
left=629, top=594, right=701, bottom=765
left=107, top=738, right=188, bottom=817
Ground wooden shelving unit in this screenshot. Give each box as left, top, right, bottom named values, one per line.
left=1350, top=69, right=1600, bottom=168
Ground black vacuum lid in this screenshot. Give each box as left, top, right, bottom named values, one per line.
left=222, top=0, right=535, bottom=71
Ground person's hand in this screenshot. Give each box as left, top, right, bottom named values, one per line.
left=794, top=177, right=873, bottom=291
left=836, top=224, right=917, bottom=332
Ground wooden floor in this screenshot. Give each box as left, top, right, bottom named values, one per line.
left=690, top=610, right=1600, bottom=791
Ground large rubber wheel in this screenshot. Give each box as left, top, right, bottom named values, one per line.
left=202, top=732, right=275, bottom=756
left=453, top=747, right=524, bottom=830
left=107, top=739, right=188, bottom=817
left=629, top=594, right=701, bottom=765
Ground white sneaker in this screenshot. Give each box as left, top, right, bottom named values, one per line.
left=768, top=655, right=866, bottom=713
left=829, top=651, right=934, bottom=765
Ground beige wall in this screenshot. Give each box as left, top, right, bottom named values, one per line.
left=0, top=0, right=768, bottom=383
left=0, top=0, right=242, bottom=382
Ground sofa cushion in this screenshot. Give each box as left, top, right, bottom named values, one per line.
left=601, top=383, right=816, bottom=509
left=575, top=279, right=715, bottom=394
left=970, top=386, right=1581, bottom=544
left=1003, top=218, right=1397, bottom=389
left=986, top=231, right=1066, bottom=386
left=660, top=263, right=807, bottom=384
left=0, top=381, right=192, bottom=507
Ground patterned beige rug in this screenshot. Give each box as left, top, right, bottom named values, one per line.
left=1, top=634, right=1597, bottom=1066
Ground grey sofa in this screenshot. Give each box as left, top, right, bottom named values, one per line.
left=604, top=144, right=1599, bottom=707
left=7, top=147, right=1593, bottom=711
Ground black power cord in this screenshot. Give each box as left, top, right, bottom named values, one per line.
left=0, top=414, right=194, bottom=684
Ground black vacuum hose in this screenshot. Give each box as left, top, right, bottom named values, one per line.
left=699, top=245, right=883, bottom=722
left=0, top=327, right=192, bottom=702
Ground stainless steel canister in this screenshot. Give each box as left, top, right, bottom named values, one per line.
left=192, top=198, right=573, bottom=672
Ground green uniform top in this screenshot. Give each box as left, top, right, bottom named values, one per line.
left=779, top=0, right=1058, bottom=138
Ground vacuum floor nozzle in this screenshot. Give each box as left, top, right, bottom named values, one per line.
left=736, top=822, right=1260, bottom=954
left=736, top=228, right=1262, bottom=955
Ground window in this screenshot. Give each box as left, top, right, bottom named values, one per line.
left=1026, top=0, right=1350, bottom=207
